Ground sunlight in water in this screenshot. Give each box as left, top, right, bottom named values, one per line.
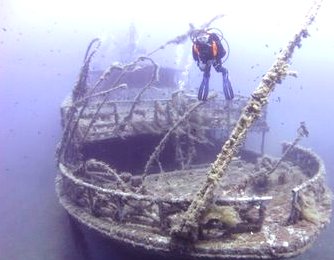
left=8, top=0, right=321, bottom=30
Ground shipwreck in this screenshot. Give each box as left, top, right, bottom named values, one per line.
left=56, top=1, right=332, bottom=259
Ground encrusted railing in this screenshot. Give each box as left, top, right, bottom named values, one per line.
left=61, top=94, right=266, bottom=142
left=58, top=162, right=272, bottom=240
left=57, top=141, right=328, bottom=244
left=284, top=144, right=327, bottom=225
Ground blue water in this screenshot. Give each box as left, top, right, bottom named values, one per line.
left=1, top=0, right=333, bottom=259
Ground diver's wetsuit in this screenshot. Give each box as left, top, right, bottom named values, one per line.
left=192, top=33, right=234, bottom=101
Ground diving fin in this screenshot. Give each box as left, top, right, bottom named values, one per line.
left=198, top=76, right=209, bottom=101
left=222, top=70, right=234, bottom=100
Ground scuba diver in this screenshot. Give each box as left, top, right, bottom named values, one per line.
left=191, top=29, right=234, bottom=101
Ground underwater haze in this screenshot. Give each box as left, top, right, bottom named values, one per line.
left=1, top=0, right=333, bottom=259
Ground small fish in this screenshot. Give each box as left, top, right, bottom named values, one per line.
left=298, top=121, right=309, bottom=137
left=2, top=28, right=7, bottom=32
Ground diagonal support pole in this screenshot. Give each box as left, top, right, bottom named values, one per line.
left=170, top=0, right=323, bottom=245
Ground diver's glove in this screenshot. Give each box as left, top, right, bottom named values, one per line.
left=198, top=75, right=209, bottom=101
left=222, top=69, right=234, bottom=100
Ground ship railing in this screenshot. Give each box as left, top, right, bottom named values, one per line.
left=284, top=144, right=327, bottom=225
left=59, top=163, right=272, bottom=240
left=61, top=95, right=267, bottom=142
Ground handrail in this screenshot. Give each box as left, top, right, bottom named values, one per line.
left=59, top=163, right=272, bottom=206
left=286, top=144, right=326, bottom=224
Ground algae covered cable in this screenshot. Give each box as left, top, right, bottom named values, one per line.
left=138, top=94, right=217, bottom=193
left=170, top=0, right=323, bottom=244
left=56, top=38, right=101, bottom=163
left=267, top=122, right=309, bottom=176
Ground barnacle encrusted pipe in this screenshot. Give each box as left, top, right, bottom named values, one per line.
left=170, top=0, right=323, bottom=244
